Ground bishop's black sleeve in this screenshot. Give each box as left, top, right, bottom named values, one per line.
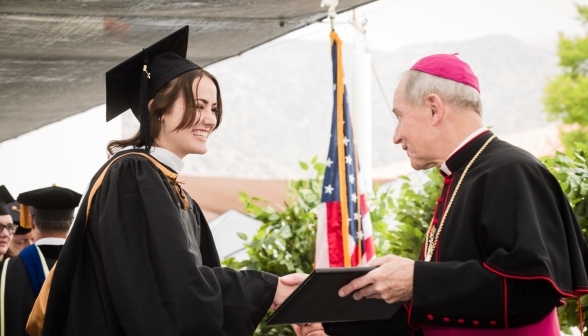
left=94, top=156, right=278, bottom=336
left=411, top=158, right=570, bottom=329
left=411, top=262, right=560, bottom=328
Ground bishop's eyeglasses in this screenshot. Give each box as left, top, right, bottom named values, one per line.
left=0, top=224, right=17, bottom=235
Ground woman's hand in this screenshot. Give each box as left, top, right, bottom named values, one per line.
left=292, top=323, right=328, bottom=336
left=272, top=273, right=309, bottom=310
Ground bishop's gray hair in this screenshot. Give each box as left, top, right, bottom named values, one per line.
left=403, top=70, right=483, bottom=116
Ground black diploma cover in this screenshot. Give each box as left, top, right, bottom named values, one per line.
left=266, top=267, right=402, bottom=325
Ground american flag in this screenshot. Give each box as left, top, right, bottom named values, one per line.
left=315, top=31, right=376, bottom=268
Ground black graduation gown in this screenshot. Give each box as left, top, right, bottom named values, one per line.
left=325, top=131, right=588, bottom=335
left=41, top=149, right=278, bottom=336
left=2, top=245, right=62, bottom=336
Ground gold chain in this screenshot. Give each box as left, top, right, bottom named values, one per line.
left=424, top=135, right=497, bottom=262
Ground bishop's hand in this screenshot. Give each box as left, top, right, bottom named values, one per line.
left=338, top=255, right=414, bottom=304
left=272, top=273, right=309, bottom=310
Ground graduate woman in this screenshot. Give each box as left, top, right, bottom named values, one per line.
left=27, top=27, right=299, bottom=336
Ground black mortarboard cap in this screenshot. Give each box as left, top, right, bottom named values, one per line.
left=17, top=186, right=82, bottom=221
left=15, top=226, right=32, bottom=235
left=0, top=186, right=15, bottom=216
left=7, top=202, right=32, bottom=235
left=105, top=25, right=201, bottom=150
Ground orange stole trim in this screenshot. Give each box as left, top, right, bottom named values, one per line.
left=84, top=152, right=178, bottom=226
left=25, top=152, right=177, bottom=336
left=25, top=262, right=55, bottom=336
left=330, top=30, right=351, bottom=267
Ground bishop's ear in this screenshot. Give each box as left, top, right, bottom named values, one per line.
left=426, top=94, right=444, bottom=126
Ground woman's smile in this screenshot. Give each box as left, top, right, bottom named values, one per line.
left=191, top=129, right=209, bottom=141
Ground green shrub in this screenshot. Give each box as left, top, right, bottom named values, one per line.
left=376, top=169, right=443, bottom=259
left=542, top=143, right=588, bottom=335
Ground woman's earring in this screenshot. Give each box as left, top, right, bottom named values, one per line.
left=159, top=117, right=162, bottom=122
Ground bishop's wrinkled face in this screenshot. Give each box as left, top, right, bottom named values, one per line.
left=392, top=75, right=439, bottom=170
left=159, top=75, right=218, bottom=158
left=0, top=215, right=13, bottom=257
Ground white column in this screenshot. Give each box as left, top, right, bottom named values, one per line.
left=351, top=50, right=373, bottom=191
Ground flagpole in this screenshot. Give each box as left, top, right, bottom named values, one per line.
left=351, top=10, right=373, bottom=192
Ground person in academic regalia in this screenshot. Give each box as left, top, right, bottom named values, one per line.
left=0, top=185, right=81, bottom=336
left=284, top=54, right=588, bottom=336
left=26, top=26, right=300, bottom=336
left=0, top=186, right=16, bottom=262
left=5, top=201, right=34, bottom=258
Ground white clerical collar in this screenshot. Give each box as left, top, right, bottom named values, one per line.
left=440, top=127, right=488, bottom=176
left=121, top=146, right=184, bottom=173
left=35, top=237, right=66, bottom=246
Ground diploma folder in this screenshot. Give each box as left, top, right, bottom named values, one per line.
left=266, top=267, right=402, bottom=325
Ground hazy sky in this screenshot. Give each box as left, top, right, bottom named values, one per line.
left=259, top=0, right=588, bottom=53
left=1, top=0, right=587, bottom=196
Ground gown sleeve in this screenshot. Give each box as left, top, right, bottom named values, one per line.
left=94, top=155, right=278, bottom=336
left=411, top=158, right=580, bottom=329
left=411, top=261, right=561, bottom=328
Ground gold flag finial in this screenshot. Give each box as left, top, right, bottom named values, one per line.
left=52, top=183, right=56, bottom=187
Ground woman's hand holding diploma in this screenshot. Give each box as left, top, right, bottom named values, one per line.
left=272, top=273, right=309, bottom=310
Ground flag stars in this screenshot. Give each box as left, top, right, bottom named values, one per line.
left=324, top=184, right=334, bottom=194
left=351, top=194, right=358, bottom=203
left=357, top=231, right=364, bottom=240
left=326, top=158, right=333, bottom=168
left=353, top=213, right=359, bottom=220
left=349, top=174, right=355, bottom=184
left=343, top=136, right=350, bottom=146
left=345, top=155, right=353, bottom=165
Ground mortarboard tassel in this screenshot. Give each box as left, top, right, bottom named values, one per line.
left=20, top=204, right=31, bottom=229
left=138, top=49, right=152, bottom=151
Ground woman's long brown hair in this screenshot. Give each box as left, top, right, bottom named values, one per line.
left=107, top=68, right=223, bottom=209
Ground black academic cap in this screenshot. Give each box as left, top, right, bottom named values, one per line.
left=0, top=185, right=15, bottom=216
left=17, top=186, right=82, bottom=221
left=15, top=226, right=32, bottom=235
left=105, top=25, right=201, bottom=150
left=7, top=201, right=32, bottom=235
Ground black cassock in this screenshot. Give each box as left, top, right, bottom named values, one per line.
left=41, top=149, right=278, bottom=335
left=1, top=245, right=62, bottom=336
left=325, top=131, right=588, bottom=335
